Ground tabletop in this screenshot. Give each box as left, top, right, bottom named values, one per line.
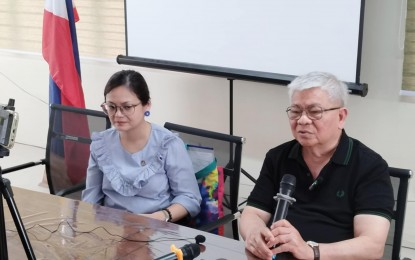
left=2, top=186, right=259, bottom=260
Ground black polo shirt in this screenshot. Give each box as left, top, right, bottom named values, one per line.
left=247, top=130, right=394, bottom=243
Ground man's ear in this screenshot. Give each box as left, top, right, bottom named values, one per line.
left=338, top=107, right=348, bottom=129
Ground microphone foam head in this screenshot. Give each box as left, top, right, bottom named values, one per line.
left=195, top=235, right=206, bottom=244
left=280, top=174, right=296, bottom=196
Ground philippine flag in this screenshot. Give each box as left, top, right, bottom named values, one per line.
left=42, top=0, right=85, bottom=108
left=42, top=0, right=90, bottom=191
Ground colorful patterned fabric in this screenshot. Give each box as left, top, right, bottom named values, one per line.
left=187, top=145, right=224, bottom=235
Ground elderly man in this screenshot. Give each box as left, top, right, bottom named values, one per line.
left=240, top=72, right=394, bottom=259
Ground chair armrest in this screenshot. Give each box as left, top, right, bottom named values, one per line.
left=55, top=181, right=86, bottom=197
left=199, top=210, right=242, bottom=233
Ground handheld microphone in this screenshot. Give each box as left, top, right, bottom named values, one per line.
left=272, top=174, right=296, bottom=223
left=155, top=235, right=205, bottom=260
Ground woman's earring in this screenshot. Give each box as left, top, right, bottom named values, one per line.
left=144, top=111, right=150, bottom=117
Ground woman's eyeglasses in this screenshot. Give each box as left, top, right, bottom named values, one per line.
left=101, top=102, right=141, bottom=116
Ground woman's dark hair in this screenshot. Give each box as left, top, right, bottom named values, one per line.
left=104, top=70, right=150, bottom=105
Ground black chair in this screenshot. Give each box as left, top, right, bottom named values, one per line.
left=164, top=122, right=245, bottom=240
left=384, top=167, right=413, bottom=260
left=3, top=104, right=111, bottom=200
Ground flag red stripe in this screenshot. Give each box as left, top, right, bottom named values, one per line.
left=42, top=9, right=85, bottom=108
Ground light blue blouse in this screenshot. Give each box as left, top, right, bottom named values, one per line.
left=82, top=123, right=201, bottom=217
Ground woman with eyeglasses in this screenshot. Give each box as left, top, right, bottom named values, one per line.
left=240, top=72, right=394, bottom=259
left=82, top=70, right=201, bottom=223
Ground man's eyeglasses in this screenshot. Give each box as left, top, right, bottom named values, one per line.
left=286, top=105, right=342, bottom=121
left=101, top=102, right=141, bottom=116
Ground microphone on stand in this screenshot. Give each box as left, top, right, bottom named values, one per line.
left=155, top=235, right=205, bottom=260
left=272, top=174, right=296, bottom=224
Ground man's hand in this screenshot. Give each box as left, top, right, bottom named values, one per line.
left=269, top=219, right=314, bottom=260
left=244, top=225, right=275, bottom=259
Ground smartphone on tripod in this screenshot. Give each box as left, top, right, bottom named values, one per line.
left=0, top=103, right=19, bottom=149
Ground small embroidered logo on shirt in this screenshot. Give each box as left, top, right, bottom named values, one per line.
left=336, top=190, right=345, bottom=198
left=140, top=160, right=146, bottom=166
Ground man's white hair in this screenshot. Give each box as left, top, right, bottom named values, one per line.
left=288, top=71, right=349, bottom=106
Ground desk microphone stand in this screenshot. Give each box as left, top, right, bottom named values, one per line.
left=0, top=147, right=36, bottom=260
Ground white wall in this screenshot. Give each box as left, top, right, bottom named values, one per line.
left=0, top=0, right=413, bottom=250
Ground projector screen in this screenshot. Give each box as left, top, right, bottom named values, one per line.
left=120, top=0, right=366, bottom=96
